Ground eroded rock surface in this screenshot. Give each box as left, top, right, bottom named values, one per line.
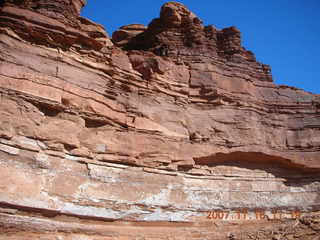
left=0, top=1, right=319, bottom=239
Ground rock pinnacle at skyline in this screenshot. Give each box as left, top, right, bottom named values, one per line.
left=113, top=1, right=273, bottom=82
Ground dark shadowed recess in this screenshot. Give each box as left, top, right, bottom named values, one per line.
left=194, top=151, right=320, bottom=187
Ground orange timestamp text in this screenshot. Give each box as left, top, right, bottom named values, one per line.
left=207, top=209, right=302, bottom=221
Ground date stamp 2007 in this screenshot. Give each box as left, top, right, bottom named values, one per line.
left=206, top=209, right=302, bottom=221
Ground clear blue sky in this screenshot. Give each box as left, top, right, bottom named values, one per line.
left=82, top=0, right=320, bottom=94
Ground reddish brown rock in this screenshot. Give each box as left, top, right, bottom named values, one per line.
left=112, top=24, right=147, bottom=47
left=114, top=2, right=272, bottom=82
left=0, top=0, right=86, bottom=25
left=0, top=0, right=320, bottom=239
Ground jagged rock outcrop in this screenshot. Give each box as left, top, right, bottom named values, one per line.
left=116, top=2, right=272, bottom=83
left=0, top=1, right=320, bottom=239
left=112, top=24, right=147, bottom=47
left=0, top=0, right=112, bottom=50
left=0, top=0, right=86, bottom=24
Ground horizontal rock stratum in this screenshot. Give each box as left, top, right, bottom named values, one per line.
left=0, top=1, right=319, bottom=239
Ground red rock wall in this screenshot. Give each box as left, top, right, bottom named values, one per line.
left=0, top=1, right=319, bottom=239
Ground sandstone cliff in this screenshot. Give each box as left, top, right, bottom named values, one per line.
left=0, top=1, right=319, bottom=239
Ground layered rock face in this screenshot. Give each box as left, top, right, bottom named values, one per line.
left=0, top=1, right=320, bottom=239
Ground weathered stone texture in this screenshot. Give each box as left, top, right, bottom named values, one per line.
left=0, top=0, right=319, bottom=239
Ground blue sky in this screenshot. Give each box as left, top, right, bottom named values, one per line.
left=82, top=0, right=320, bottom=94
